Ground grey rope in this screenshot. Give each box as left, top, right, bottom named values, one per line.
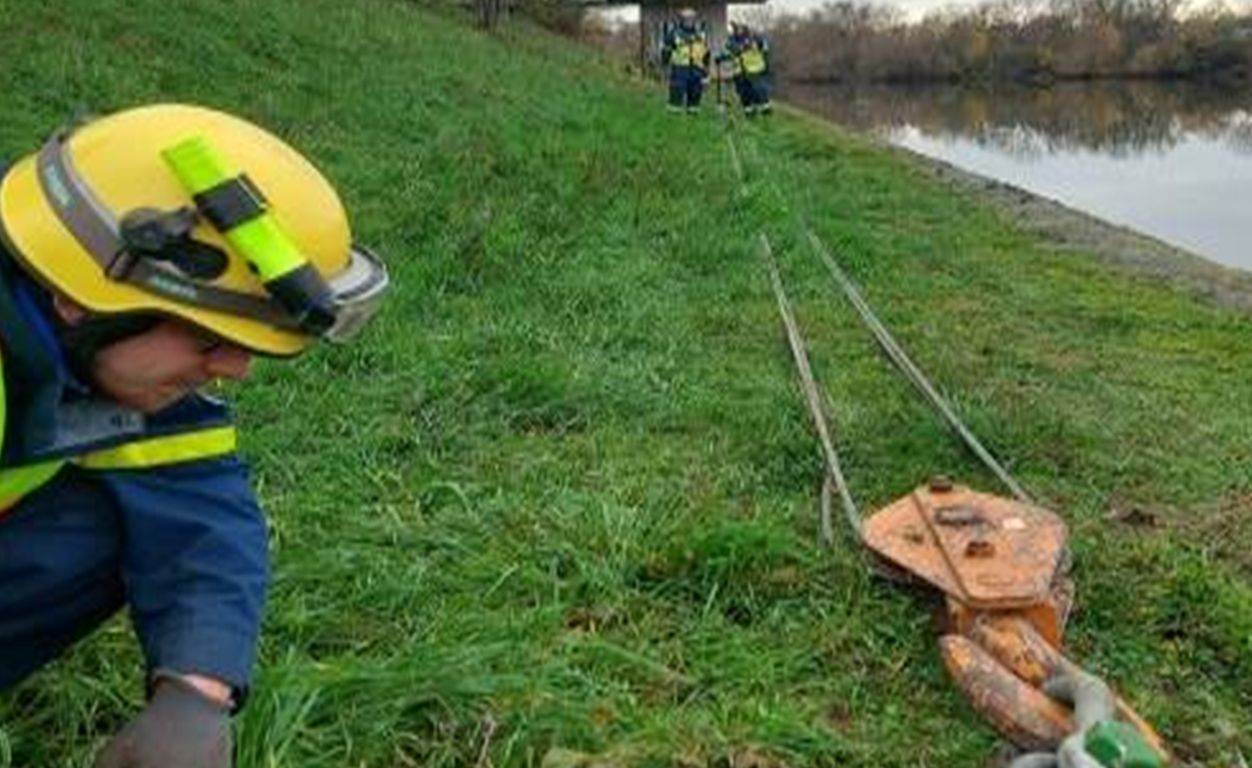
left=758, top=232, right=864, bottom=545
left=727, top=121, right=1031, bottom=551
left=803, top=228, right=1032, bottom=504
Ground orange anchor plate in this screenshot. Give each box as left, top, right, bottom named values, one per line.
left=862, top=482, right=1068, bottom=610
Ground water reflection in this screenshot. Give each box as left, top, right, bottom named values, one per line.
left=780, top=81, right=1252, bottom=269
left=784, top=81, right=1252, bottom=156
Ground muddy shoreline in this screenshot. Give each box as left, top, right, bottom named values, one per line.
left=889, top=143, right=1252, bottom=315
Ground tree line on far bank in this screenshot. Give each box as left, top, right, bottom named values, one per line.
left=772, top=0, right=1252, bottom=85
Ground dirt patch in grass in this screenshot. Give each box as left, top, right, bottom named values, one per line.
left=1177, top=494, right=1252, bottom=580
left=1108, top=493, right=1252, bottom=580
left=892, top=146, right=1252, bottom=316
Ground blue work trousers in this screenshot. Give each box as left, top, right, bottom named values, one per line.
left=734, top=74, right=770, bottom=113
left=668, top=66, right=705, bottom=111
left=0, top=461, right=268, bottom=691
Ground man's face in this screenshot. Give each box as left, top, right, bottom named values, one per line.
left=54, top=297, right=253, bottom=413
left=90, top=320, right=253, bottom=413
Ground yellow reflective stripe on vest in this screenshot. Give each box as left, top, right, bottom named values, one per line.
left=692, top=40, right=708, bottom=66
left=0, top=460, right=67, bottom=510
left=741, top=47, right=766, bottom=75
left=0, top=347, right=64, bottom=509
left=75, top=426, right=237, bottom=470
left=0, top=345, right=237, bottom=507
left=671, top=38, right=707, bottom=68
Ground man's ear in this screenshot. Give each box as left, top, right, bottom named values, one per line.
left=51, top=293, right=88, bottom=324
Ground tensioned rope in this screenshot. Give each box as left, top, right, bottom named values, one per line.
left=757, top=232, right=863, bottom=545
left=723, top=118, right=1032, bottom=549
left=802, top=229, right=1032, bottom=504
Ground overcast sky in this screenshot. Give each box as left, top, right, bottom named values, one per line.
left=596, top=0, right=977, bottom=26
left=753, top=0, right=971, bottom=19
left=755, top=0, right=1250, bottom=18
left=598, top=0, right=1249, bottom=26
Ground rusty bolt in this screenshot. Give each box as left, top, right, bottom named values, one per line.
left=965, top=539, right=996, bottom=558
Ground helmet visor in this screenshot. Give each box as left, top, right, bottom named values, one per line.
left=324, top=243, right=388, bottom=342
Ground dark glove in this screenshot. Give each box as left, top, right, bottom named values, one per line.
left=94, top=674, right=232, bottom=768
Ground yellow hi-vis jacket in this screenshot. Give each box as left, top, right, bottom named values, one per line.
left=739, top=45, right=767, bottom=75
left=724, top=34, right=768, bottom=76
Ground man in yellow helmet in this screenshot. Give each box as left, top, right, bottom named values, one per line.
left=0, top=104, right=388, bottom=767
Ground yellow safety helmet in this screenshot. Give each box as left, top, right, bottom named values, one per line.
left=0, top=104, right=388, bottom=357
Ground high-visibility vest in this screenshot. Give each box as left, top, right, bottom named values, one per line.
left=670, top=32, right=709, bottom=70
left=739, top=44, right=767, bottom=75
left=0, top=346, right=238, bottom=513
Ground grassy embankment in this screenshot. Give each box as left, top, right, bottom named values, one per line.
left=1, top=0, right=1249, bottom=766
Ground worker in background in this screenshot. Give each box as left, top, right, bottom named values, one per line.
left=0, top=103, right=388, bottom=767
left=720, top=21, right=773, bottom=116
left=662, top=8, right=711, bottom=114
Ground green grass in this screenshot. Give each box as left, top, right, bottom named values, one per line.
left=1, top=0, right=1249, bottom=766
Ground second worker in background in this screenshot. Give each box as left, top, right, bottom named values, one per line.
left=720, top=21, right=772, bottom=117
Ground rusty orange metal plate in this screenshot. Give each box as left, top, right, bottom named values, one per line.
left=862, top=482, right=1068, bottom=610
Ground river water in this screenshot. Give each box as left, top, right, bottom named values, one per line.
left=780, top=81, right=1252, bottom=272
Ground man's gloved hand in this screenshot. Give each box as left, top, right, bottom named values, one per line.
left=94, top=674, right=232, bottom=768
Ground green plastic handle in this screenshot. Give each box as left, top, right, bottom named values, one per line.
left=1085, top=720, right=1166, bottom=768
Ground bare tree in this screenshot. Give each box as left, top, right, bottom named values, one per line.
left=767, top=0, right=1251, bottom=84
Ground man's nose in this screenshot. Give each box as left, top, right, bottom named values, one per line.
left=204, top=344, right=252, bottom=380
